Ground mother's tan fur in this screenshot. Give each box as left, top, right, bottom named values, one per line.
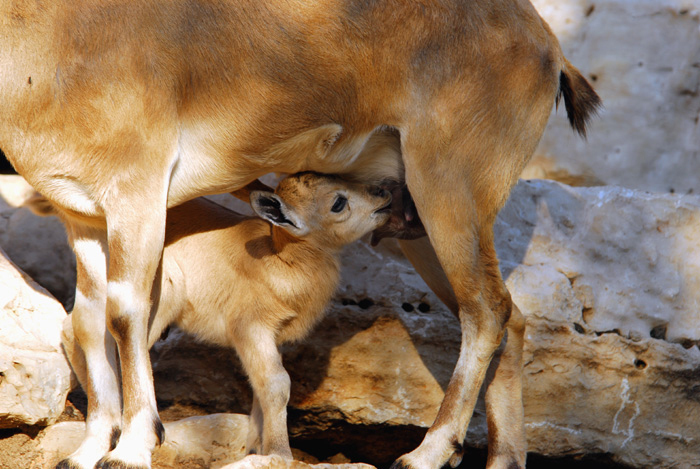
left=0, top=1, right=599, bottom=468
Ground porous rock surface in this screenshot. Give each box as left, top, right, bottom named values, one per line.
left=0, top=175, right=75, bottom=309
left=0, top=247, right=71, bottom=429
left=222, top=455, right=374, bottom=469
left=32, top=414, right=248, bottom=469
left=525, top=0, right=700, bottom=193
left=498, top=182, right=700, bottom=468
left=151, top=180, right=700, bottom=468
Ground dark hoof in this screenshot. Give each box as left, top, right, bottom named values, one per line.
left=153, top=417, right=165, bottom=446
left=95, top=458, right=149, bottom=469
left=449, top=439, right=465, bottom=467
left=109, top=426, right=122, bottom=451
left=389, top=460, right=413, bottom=469
left=55, top=460, right=81, bottom=469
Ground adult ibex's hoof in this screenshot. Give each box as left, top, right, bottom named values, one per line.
left=95, top=445, right=152, bottom=469
left=95, top=457, right=150, bottom=469
left=391, top=437, right=469, bottom=469
left=389, top=458, right=414, bottom=469
left=448, top=441, right=465, bottom=468
left=54, top=459, right=83, bottom=469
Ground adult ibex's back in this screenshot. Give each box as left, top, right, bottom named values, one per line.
left=0, top=1, right=599, bottom=468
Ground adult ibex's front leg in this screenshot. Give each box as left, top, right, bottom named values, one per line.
left=95, top=190, right=169, bottom=469
left=58, top=224, right=121, bottom=469
left=61, top=220, right=181, bottom=469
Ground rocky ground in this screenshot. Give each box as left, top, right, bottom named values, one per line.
left=2, top=0, right=700, bottom=468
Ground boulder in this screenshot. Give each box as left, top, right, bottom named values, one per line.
left=153, top=414, right=249, bottom=468
left=524, top=0, right=700, bottom=193
left=498, top=179, right=700, bottom=467
left=498, top=180, right=700, bottom=345
left=222, top=455, right=374, bottom=469
left=34, top=414, right=248, bottom=468
left=0, top=247, right=71, bottom=429
left=0, top=175, right=75, bottom=309
left=32, top=415, right=373, bottom=469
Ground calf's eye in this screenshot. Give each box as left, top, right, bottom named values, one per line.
left=331, top=196, right=347, bottom=213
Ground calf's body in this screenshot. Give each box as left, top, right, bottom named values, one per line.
left=50, top=172, right=392, bottom=458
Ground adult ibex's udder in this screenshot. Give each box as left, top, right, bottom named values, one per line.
left=371, top=183, right=427, bottom=246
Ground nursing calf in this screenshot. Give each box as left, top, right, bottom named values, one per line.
left=28, top=172, right=392, bottom=458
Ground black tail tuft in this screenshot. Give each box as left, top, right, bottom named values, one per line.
left=557, top=64, right=602, bottom=138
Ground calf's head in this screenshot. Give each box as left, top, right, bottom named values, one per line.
left=250, top=172, right=392, bottom=249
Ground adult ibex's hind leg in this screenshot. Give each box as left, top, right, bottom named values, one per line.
left=57, top=225, right=121, bottom=469
left=477, top=234, right=527, bottom=468
left=389, top=114, right=534, bottom=468
left=399, top=236, right=526, bottom=469
left=483, top=304, right=526, bottom=469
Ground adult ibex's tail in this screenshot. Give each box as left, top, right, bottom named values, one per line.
left=558, top=58, right=602, bottom=137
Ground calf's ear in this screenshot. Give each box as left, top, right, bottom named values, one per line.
left=250, top=191, right=299, bottom=228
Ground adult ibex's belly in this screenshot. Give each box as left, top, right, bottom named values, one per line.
left=167, top=124, right=404, bottom=208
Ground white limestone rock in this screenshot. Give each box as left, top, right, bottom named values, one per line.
left=154, top=414, right=249, bottom=468
left=525, top=0, right=700, bottom=193
left=0, top=248, right=71, bottom=428
left=498, top=179, right=700, bottom=344
left=153, top=180, right=700, bottom=467
left=521, top=316, right=700, bottom=468
left=0, top=175, right=75, bottom=308
left=497, top=180, right=700, bottom=467
left=35, top=414, right=249, bottom=469
left=222, top=455, right=374, bottom=469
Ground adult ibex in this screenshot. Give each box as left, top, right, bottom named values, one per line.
left=0, top=1, right=600, bottom=468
